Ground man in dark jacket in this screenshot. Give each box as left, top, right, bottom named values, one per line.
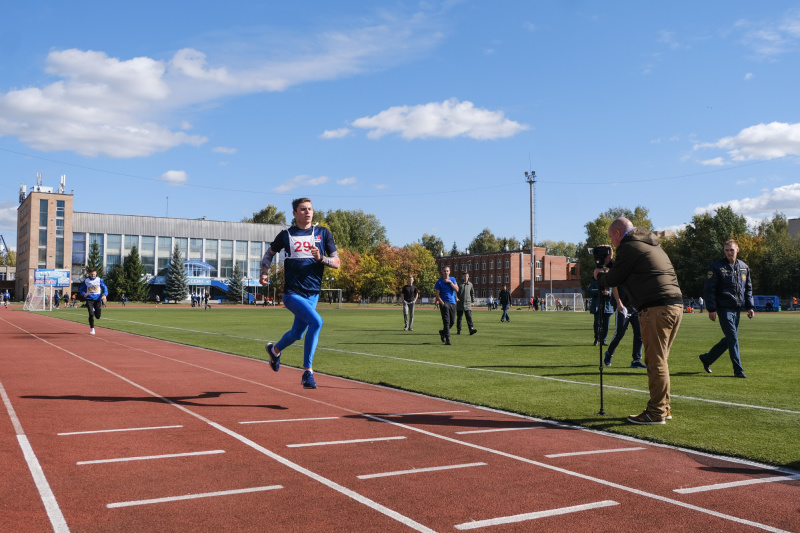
left=456, top=272, right=477, bottom=335
left=498, top=285, right=512, bottom=322
left=595, top=217, right=683, bottom=425
left=700, top=239, right=754, bottom=378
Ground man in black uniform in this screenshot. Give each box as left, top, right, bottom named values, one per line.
left=401, top=275, right=419, bottom=331
left=700, top=239, right=754, bottom=378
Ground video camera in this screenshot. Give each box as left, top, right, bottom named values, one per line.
left=588, top=245, right=612, bottom=268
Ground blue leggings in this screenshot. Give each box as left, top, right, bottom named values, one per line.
left=276, top=293, right=322, bottom=369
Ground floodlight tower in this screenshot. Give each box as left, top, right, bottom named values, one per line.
left=525, top=171, right=536, bottom=300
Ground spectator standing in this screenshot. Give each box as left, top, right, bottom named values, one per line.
left=498, top=285, right=512, bottom=322
left=456, top=272, right=477, bottom=335
left=401, top=275, right=419, bottom=331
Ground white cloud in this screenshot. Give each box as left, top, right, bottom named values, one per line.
left=700, top=157, right=726, bottom=166
left=744, top=72, right=754, bottom=80
left=694, top=183, right=800, bottom=217
left=337, top=177, right=357, bottom=186
left=655, top=223, right=688, bottom=234
left=0, top=201, right=17, bottom=236
left=375, top=184, right=388, bottom=189
left=658, top=30, right=680, bottom=50
left=737, top=9, right=800, bottom=59
left=320, top=128, right=352, bottom=139
left=274, top=174, right=329, bottom=193
left=0, top=12, right=442, bottom=158
left=696, top=121, right=800, bottom=162
left=160, top=170, right=188, bottom=184
left=213, top=146, right=237, bottom=154
left=351, top=98, right=529, bottom=140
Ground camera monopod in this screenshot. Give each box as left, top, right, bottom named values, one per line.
left=588, top=245, right=613, bottom=416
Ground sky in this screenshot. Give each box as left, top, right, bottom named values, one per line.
left=2, top=1, right=800, bottom=253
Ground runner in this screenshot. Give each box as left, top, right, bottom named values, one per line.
left=78, top=269, right=108, bottom=335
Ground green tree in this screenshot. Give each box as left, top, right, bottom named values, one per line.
left=243, top=205, right=287, bottom=225
left=468, top=228, right=499, bottom=254
left=750, top=213, right=800, bottom=298
left=227, top=262, right=245, bottom=304
left=0, top=249, right=15, bottom=266
left=164, top=245, right=189, bottom=303
left=420, top=233, right=445, bottom=258
left=581, top=206, right=652, bottom=289
left=105, top=262, right=126, bottom=301
left=123, top=245, right=148, bottom=302
left=401, top=242, right=438, bottom=297
left=538, top=240, right=581, bottom=259
left=86, top=239, right=105, bottom=278
left=324, top=209, right=388, bottom=253
left=449, top=241, right=461, bottom=256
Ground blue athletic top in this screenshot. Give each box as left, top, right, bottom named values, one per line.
left=267, top=225, right=337, bottom=298
left=79, top=277, right=108, bottom=301
left=434, top=277, right=458, bottom=305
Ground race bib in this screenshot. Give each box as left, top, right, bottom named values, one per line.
left=288, top=228, right=317, bottom=260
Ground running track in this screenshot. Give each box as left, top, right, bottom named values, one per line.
left=1, top=310, right=798, bottom=532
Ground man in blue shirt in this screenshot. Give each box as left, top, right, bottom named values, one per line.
left=434, top=266, right=458, bottom=345
left=700, top=239, right=754, bottom=378
left=79, top=269, right=108, bottom=335
left=260, top=198, right=339, bottom=389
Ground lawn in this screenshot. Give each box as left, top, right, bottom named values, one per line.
left=39, top=303, right=800, bottom=470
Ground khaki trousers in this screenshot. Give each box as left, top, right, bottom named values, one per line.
left=638, top=304, right=682, bottom=419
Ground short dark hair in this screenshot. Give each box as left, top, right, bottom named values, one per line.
left=292, top=198, right=312, bottom=211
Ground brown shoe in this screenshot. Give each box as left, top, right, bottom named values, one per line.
left=627, top=411, right=665, bottom=425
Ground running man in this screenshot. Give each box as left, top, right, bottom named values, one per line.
left=79, top=269, right=108, bottom=335
left=259, top=198, right=339, bottom=389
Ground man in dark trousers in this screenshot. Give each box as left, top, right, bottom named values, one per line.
left=604, top=286, right=645, bottom=369
left=456, top=272, right=477, bottom=335
left=401, top=275, right=419, bottom=331
left=700, top=239, right=754, bottom=378
left=498, top=285, right=512, bottom=322
left=79, top=269, right=108, bottom=335
left=595, top=217, right=683, bottom=425
left=434, top=266, right=458, bottom=345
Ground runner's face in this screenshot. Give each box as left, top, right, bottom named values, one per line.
left=442, top=267, right=450, bottom=279
left=294, top=202, right=314, bottom=228
left=89, top=271, right=97, bottom=279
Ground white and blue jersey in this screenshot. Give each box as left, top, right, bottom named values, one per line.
left=266, top=225, right=337, bottom=298
left=79, top=277, right=108, bottom=301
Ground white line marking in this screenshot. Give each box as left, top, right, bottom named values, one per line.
left=94, top=315, right=799, bottom=415
left=456, top=426, right=543, bottom=435
left=77, top=450, right=225, bottom=465
left=0, top=380, right=70, bottom=533
left=358, top=462, right=487, bottom=479
left=59, top=425, right=183, bottom=436
left=382, top=410, right=471, bottom=417
left=107, top=485, right=283, bottom=508
left=15, top=317, right=796, bottom=533
left=239, top=417, right=338, bottom=424
left=674, top=475, right=800, bottom=494
left=287, top=436, right=406, bottom=448
left=546, top=447, right=646, bottom=458
left=454, top=500, right=620, bottom=530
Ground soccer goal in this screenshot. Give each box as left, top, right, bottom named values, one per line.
left=545, top=292, right=585, bottom=312
left=24, top=285, right=52, bottom=311
left=320, top=289, right=343, bottom=309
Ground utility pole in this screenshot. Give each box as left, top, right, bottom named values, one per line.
left=525, top=171, right=536, bottom=300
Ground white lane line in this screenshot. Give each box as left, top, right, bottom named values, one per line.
left=382, top=410, right=471, bottom=417
left=674, top=475, right=800, bottom=494
left=546, top=447, right=646, bottom=458
left=77, top=450, right=225, bottom=465
left=454, top=500, right=619, bottom=530
left=358, top=462, right=487, bottom=480
left=239, top=417, right=339, bottom=424
left=287, top=436, right=406, bottom=448
left=107, top=485, right=283, bottom=508
left=11, top=327, right=436, bottom=533
left=0, top=380, right=70, bottom=533
left=456, top=427, right=543, bottom=435
left=59, top=425, right=183, bottom=436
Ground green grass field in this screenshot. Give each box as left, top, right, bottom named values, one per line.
left=32, top=303, right=800, bottom=470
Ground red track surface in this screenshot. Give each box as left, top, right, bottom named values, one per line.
left=1, top=310, right=798, bottom=532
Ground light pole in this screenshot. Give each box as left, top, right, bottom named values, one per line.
left=525, top=171, right=536, bottom=300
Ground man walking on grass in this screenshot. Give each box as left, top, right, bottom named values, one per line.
left=434, top=266, right=458, bottom=345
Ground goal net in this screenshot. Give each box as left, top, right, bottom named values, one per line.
left=545, top=292, right=585, bottom=312
left=319, top=289, right=342, bottom=309
left=24, top=285, right=52, bottom=311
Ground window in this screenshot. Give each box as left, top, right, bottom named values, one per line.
left=489, top=275, right=494, bottom=284
left=536, top=274, right=543, bottom=281
left=141, top=236, right=155, bottom=276
left=106, top=234, right=122, bottom=270
left=474, top=261, right=479, bottom=270
left=174, top=237, right=188, bottom=259
left=190, top=238, right=203, bottom=260
left=482, top=261, right=486, bottom=269
left=205, top=239, right=218, bottom=274
left=236, top=241, right=247, bottom=272
left=249, top=242, right=263, bottom=278
left=504, top=260, right=510, bottom=268
left=157, top=236, right=171, bottom=275
left=38, top=200, right=48, bottom=268
left=504, top=274, right=509, bottom=283
left=55, top=200, right=65, bottom=268
left=220, top=240, right=234, bottom=278
left=124, top=235, right=139, bottom=256
left=535, top=260, right=543, bottom=270
left=482, top=276, right=485, bottom=284
left=72, top=233, right=86, bottom=272
left=489, top=261, right=493, bottom=269
left=481, top=289, right=485, bottom=297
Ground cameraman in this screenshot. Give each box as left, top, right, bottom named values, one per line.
left=594, top=217, right=683, bottom=425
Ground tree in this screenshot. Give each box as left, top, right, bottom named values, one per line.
left=420, top=233, right=445, bottom=259
left=538, top=240, right=581, bottom=259
left=449, top=241, right=461, bottom=256
left=86, top=239, right=105, bottom=278
left=399, top=243, right=438, bottom=297
left=164, top=245, right=189, bottom=303
left=324, top=209, right=388, bottom=253
left=105, top=262, right=126, bottom=301
left=0, top=250, right=15, bottom=266
left=468, top=228, right=499, bottom=254
left=228, top=262, right=245, bottom=304
left=123, top=245, right=148, bottom=301
left=581, top=206, right=652, bottom=289
left=243, top=205, right=286, bottom=225
left=359, top=244, right=398, bottom=300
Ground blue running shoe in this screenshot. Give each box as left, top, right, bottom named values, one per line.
left=266, top=343, right=281, bottom=372
left=301, top=370, right=317, bottom=389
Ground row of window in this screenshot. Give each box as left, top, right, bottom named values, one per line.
left=71, top=233, right=270, bottom=279
left=450, top=259, right=544, bottom=273
left=0, top=273, right=15, bottom=281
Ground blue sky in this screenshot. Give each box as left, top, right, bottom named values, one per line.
left=2, top=1, right=800, bottom=253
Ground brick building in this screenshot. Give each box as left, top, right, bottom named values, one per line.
left=435, top=248, right=581, bottom=302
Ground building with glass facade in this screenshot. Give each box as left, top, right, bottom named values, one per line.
left=16, top=189, right=281, bottom=301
